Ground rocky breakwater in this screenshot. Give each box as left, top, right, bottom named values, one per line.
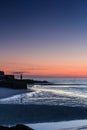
left=0, top=79, right=49, bottom=89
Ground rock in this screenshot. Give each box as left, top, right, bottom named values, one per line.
left=0, top=124, right=34, bottom=130
left=0, top=126, right=9, bottom=130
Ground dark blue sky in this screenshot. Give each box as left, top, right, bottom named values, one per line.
left=0, top=0, right=87, bottom=44
left=1, top=0, right=87, bottom=77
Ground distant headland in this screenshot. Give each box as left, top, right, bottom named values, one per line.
left=0, top=71, right=49, bottom=89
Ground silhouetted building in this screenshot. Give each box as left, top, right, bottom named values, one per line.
left=0, top=71, right=4, bottom=80
left=4, top=75, right=14, bottom=80
left=0, top=71, right=15, bottom=81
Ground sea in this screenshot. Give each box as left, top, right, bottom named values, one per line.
left=1, top=77, right=87, bottom=129
left=1, top=77, right=87, bottom=107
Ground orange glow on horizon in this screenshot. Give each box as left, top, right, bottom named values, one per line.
left=1, top=64, right=87, bottom=78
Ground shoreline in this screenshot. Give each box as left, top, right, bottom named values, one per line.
left=0, top=104, right=87, bottom=125
left=0, top=87, right=33, bottom=99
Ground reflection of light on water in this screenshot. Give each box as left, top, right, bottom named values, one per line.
left=28, top=120, right=87, bottom=130
left=1, top=85, right=87, bottom=106
left=32, top=87, right=87, bottom=98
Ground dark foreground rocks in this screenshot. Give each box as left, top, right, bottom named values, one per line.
left=0, top=124, right=34, bottom=130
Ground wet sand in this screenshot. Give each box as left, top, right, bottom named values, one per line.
left=0, top=104, right=87, bottom=125
left=0, top=87, right=32, bottom=99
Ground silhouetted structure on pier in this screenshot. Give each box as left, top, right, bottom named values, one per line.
left=0, top=70, right=49, bottom=89
left=20, top=74, right=23, bottom=80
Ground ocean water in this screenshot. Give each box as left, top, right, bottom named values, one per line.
left=0, top=78, right=87, bottom=107
left=1, top=78, right=87, bottom=129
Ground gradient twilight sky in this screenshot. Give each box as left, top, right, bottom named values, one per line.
left=1, top=0, right=87, bottom=77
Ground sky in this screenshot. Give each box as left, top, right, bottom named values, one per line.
left=1, top=0, right=87, bottom=77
